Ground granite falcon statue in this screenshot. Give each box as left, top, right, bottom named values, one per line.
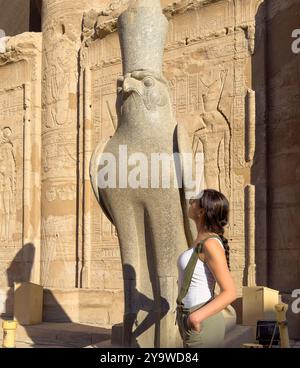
left=89, top=0, right=201, bottom=348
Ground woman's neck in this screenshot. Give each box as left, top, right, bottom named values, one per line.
left=193, top=223, right=217, bottom=246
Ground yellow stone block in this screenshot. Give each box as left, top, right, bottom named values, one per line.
left=2, top=320, right=18, bottom=348
left=13, top=282, right=43, bottom=325
left=242, top=286, right=279, bottom=326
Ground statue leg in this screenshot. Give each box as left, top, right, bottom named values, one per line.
left=145, top=191, right=188, bottom=347
left=109, top=200, right=155, bottom=347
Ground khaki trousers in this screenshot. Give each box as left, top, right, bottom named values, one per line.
left=176, top=300, right=225, bottom=348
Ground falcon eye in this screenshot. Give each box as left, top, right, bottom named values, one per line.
left=143, top=77, right=155, bottom=88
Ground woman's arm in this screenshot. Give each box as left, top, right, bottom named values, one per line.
left=187, top=238, right=237, bottom=331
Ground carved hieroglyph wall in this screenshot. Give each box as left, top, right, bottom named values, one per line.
left=0, top=0, right=267, bottom=324
left=0, top=33, right=42, bottom=313
left=80, top=0, right=267, bottom=299
left=0, top=0, right=298, bottom=338
left=0, top=0, right=268, bottom=326
left=40, top=0, right=115, bottom=289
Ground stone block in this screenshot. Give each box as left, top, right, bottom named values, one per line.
left=242, top=286, right=279, bottom=326
left=14, top=282, right=43, bottom=325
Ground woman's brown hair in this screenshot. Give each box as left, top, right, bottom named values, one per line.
left=197, top=189, right=230, bottom=270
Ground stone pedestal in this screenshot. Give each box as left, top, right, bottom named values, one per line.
left=242, top=286, right=279, bottom=326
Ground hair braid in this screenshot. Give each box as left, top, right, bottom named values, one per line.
left=218, top=234, right=230, bottom=271
left=197, top=189, right=231, bottom=271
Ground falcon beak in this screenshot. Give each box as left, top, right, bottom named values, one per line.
left=123, top=76, right=142, bottom=97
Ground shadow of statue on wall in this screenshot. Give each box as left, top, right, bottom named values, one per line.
left=1, top=243, right=35, bottom=319
left=120, top=264, right=169, bottom=348
left=1, top=243, right=112, bottom=347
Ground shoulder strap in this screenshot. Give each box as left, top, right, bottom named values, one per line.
left=176, top=244, right=201, bottom=306
left=176, top=235, right=223, bottom=306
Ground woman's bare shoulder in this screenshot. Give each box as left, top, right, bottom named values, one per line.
left=202, top=236, right=225, bottom=253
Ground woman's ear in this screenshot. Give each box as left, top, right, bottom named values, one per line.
left=198, top=208, right=205, bottom=218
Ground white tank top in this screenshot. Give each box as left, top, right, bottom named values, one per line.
left=177, top=237, right=225, bottom=308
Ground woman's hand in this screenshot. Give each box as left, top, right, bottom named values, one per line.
left=187, top=313, right=202, bottom=333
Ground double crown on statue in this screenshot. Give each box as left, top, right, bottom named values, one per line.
left=117, top=0, right=169, bottom=75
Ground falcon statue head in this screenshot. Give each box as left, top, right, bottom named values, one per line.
left=116, top=0, right=172, bottom=122
left=116, top=69, right=172, bottom=120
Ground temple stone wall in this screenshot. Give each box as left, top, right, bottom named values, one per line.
left=0, top=32, right=42, bottom=314
left=79, top=0, right=267, bottom=321
left=40, top=0, right=123, bottom=324
left=0, top=0, right=299, bottom=338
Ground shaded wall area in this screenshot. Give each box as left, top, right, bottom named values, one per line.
left=267, top=0, right=300, bottom=294
left=0, top=0, right=41, bottom=36
left=266, top=0, right=300, bottom=338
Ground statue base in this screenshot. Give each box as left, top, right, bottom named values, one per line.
left=112, top=311, right=183, bottom=348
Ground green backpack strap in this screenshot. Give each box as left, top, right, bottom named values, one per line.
left=176, top=235, right=223, bottom=307
left=176, top=243, right=201, bottom=306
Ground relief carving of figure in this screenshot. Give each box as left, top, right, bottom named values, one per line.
left=0, top=127, right=16, bottom=242
left=44, top=20, right=78, bottom=129
left=192, top=69, right=231, bottom=197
